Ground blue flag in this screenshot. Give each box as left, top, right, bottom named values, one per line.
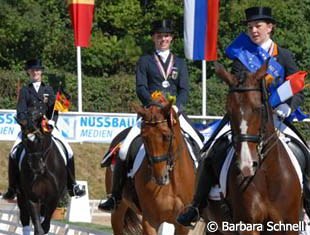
left=226, top=33, right=285, bottom=92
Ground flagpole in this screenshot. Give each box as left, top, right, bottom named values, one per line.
left=77, top=46, right=82, bottom=112
left=202, top=60, right=207, bottom=124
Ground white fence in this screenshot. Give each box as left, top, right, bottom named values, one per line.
left=0, top=199, right=111, bottom=235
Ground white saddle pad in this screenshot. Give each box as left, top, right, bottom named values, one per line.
left=208, top=136, right=303, bottom=201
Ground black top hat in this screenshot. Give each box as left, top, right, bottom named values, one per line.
left=243, top=7, right=276, bottom=24
left=151, top=19, right=174, bottom=35
left=25, top=59, right=44, bottom=70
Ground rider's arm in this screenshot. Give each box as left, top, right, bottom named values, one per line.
left=175, top=58, right=189, bottom=110
left=16, top=87, right=28, bottom=121
left=136, top=56, right=152, bottom=106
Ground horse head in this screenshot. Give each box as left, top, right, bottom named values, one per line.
left=133, top=100, right=179, bottom=185
left=16, top=111, right=52, bottom=175
left=214, top=61, right=275, bottom=177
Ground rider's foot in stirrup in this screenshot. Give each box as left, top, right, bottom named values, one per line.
left=69, top=184, right=86, bottom=197
left=98, top=196, right=119, bottom=212
left=176, top=206, right=200, bottom=227
left=2, top=188, right=16, bottom=200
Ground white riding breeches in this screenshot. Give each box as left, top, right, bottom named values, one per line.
left=118, top=114, right=204, bottom=161
left=10, top=128, right=73, bottom=159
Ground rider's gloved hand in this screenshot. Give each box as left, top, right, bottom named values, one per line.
left=274, top=103, right=291, bottom=119
left=47, top=119, right=55, bottom=128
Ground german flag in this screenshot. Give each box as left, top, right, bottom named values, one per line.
left=54, top=87, right=71, bottom=112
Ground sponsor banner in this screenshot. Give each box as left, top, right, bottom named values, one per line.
left=0, top=111, right=137, bottom=143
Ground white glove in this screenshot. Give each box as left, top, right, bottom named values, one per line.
left=172, top=105, right=179, bottom=113
left=48, top=119, right=55, bottom=128
left=274, top=103, right=291, bottom=119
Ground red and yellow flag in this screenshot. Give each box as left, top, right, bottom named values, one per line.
left=54, top=88, right=71, bottom=112
left=68, top=0, right=95, bottom=47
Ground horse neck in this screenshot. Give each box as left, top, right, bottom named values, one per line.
left=171, top=122, right=192, bottom=165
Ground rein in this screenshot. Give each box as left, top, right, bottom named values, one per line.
left=25, top=132, right=54, bottom=175
left=141, top=105, right=178, bottom=171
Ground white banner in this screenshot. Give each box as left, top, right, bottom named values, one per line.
left=0, top=110, right=138, bottom=143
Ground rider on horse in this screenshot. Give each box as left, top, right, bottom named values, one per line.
left=98, top=19, right=204, bottom=211
left=2, top=59, right=86, bottom=200
left=177, top=6, right=310, bottom=226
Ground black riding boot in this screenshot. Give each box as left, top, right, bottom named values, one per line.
left=177, top=156, right=214, bottom=227
left=67, top=157, right=86, bottom=197
left=98, top=159, right=127, bottom=212
left=2, top=157, right=18, bottom=200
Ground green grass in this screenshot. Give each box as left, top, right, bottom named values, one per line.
left=0, top=141, right=110, bottom=199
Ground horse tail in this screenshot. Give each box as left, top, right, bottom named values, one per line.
left=123, top=208, right=142, bottom=235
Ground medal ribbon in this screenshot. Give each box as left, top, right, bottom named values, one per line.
left=154, top=53, right=174, bottom=81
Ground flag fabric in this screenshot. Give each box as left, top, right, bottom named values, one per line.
left=184, top=0, right=219, bottom=61
left=68, top=0, right=95, bottom=47
left=226, top=32, right=285, bottom=90
left=54, top=87, right=71, bottom=112
left=269, top=71, right=307, bottom=107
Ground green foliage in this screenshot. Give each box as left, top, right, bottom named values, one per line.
left=0, top=0, right=309, bottom=138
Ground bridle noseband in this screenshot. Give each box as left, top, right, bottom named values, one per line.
left=142, top=102, right=176, bottom=170
left=229, top=79, right=278, bottom=160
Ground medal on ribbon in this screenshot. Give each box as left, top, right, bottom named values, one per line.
left=154, top=53, right=174, bottom=88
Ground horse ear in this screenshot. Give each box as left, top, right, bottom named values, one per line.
left=131, top=102, right=146, bottom=118
left=255, top=58, right=269, bottom=81
left=214, top=62, right=238, bottom=86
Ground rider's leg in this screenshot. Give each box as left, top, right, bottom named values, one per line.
left=67, top=156, right=86, bottom=197
left=98, top=157, right=127, bottom=211
left=2, top=156, right=19, bottom=199
left=3, top=134, right=22, bottom=200
left=176, top=155, right=214, bottom=226
left=52, top=128, right=86, bottom=197
left=177, top=134, right=231, bottom=226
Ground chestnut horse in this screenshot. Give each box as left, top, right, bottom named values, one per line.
left=205, top=63, right=302, bottom=234
left=16, top=113, right=67, bottom=235
left=105, top=101, right=200, bottom=235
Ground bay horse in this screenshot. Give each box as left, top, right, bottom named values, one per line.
left=104, top=100, right=202, bottom=234
left=205, top=62, right=302, bottom=234
left=16, top=113, right=67, bottom=235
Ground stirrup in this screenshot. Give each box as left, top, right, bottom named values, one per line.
left=72, top=184, right=86, bottom=197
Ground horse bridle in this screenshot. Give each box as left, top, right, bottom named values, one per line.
left=229, top=78, right=278, bottom=161
left=142, top=102, right=176, bottom=170
left=24, top=129, right=53, bottom=175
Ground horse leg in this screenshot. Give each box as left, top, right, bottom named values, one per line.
left=111, top=201, right=128, bottom=235
left=41, top=205, right=56, bottom=234
left=174, top=223, right=190, bottom=235
left=28, top=200, right=45, bottom=235
left=17, top=194, right=31, bottom=235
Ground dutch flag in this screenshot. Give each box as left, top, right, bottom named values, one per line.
left=184, top=0, right=219, bottom=61
left=269, top=71, right=307, bottom=107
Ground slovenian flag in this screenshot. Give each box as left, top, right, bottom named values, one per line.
left=269, top=71, right=307, bottom=107
left=184, top=0, right=220, bottom=61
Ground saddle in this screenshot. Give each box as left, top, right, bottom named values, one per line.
left=207, top=131, right=310, bottom=200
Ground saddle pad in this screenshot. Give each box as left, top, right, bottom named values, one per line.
left=208, top=138, right=303, bottom=201
left=127, top=145, right=145, bottom=178
left=126, top=138, right=198, bottom=178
